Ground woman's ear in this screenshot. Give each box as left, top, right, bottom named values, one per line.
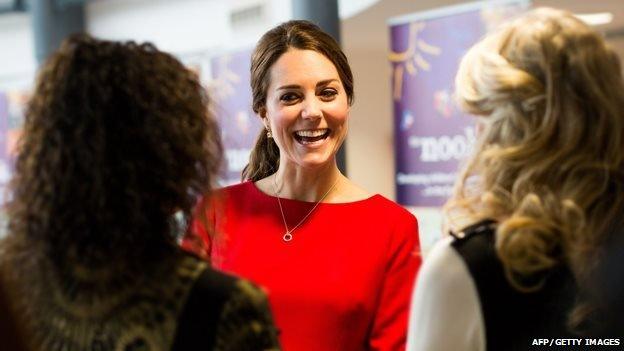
left=260, top=111, right=269, bottom=129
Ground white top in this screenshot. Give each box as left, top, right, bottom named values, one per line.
left=407, top=237, right=486, bottom=351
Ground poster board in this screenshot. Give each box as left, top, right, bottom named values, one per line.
left=388, top=0, right=530, bottom=251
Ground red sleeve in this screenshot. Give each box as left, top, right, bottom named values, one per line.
left=180, top=195, right=215, bottom=260
left=369, top=214, right=422, bottom=351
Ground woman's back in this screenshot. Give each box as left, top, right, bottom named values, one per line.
left=0, top=34, right=279, bottom=351
left=451, top=221, right=576, bottom=349
left=409, top=8, right=624, bottom=350
left=2, top=251, right=278, bottom=350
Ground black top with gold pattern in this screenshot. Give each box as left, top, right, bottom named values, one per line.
left=3, top=251, right=279, bottom=351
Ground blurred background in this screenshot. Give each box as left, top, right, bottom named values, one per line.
left=0, top=0, right=622, bottom=251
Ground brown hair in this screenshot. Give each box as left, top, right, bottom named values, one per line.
left=450, top=8, right=624, bottom=331
left=2, top=34, right=222, bottom=272
left=242, top=20, right=354, bottom=181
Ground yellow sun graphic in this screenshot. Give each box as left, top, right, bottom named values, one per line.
left=389, top=22, right=441, bottom=101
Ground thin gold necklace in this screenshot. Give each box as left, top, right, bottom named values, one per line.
left=272, top=174, right=339, bottom=242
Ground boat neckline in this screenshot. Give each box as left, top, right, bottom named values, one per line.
left=246, top=180, right=381, bottom=205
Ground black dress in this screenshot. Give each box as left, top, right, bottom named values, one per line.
left=451, top=220, right=577, bottom=351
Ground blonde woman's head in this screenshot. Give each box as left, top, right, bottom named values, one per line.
left=450, top=7, right=624, bottom=331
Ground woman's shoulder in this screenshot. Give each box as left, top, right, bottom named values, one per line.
left=198, top=181, right=258, bottom=208
left=180, top=255, right=238, bottom=297
left=421, top=237, right=468, bottom=282
left=212, top=277, right=280, bottom=350
left=216, top=181, right=256, bottom=197
left=408, top=237, right=485, bottom=351
left=174, top=255, right=279, bottom=350
left=338, top=179, right=413, bottom=218
left=415, top=237, right=481, bottom=318
left=339, top=194, right=417, bottom=246
left=178, top=252, right=266, bottom=305
left=364, top=194, right=417, bottom=222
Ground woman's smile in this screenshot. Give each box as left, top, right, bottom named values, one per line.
left=293, top=128, right=332, bottom=146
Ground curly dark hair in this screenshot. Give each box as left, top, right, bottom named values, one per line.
left=3, top=34, right=222, bottom=269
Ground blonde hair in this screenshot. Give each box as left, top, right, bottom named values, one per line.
left=449, top=8, right=624, bottom=329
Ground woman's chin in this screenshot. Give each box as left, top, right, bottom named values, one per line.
left=292, top=154, right=335, bottom=169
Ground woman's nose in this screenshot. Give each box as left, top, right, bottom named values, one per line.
left=301, top=98, right=322, bottom=120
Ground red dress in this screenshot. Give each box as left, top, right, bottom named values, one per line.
left=184, top=181, right=421, bottom=351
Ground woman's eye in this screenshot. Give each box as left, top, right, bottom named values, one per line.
left=280, top=93, right=300, bottom=103
left=320, top=89, right=338, bottom=100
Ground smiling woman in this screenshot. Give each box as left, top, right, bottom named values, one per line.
left=184, top=20, right=422, bottom=351
left=261, top=48, right=348, bottom=172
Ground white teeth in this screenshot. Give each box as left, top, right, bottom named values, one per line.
left=295, top=129, right=328, bottom=137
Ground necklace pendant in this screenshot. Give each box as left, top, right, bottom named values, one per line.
left=283, top=232, right=293, bottom=242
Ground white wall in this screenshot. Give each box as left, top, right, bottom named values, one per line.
left=345, top=48, right=395, bottom=200
left=0, top=0, right=293, bottom=90
left=87, top=0, right=230, bottom=55
left=228, top=0, right=293, bottom=49
left=87, top=0, right=292, bottom=54
left=0, top=12, right=36, bottom=90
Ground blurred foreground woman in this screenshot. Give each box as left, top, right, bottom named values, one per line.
left=408, top=8, right=624, bottom=351
left=0, top=35, right=279, bottom=351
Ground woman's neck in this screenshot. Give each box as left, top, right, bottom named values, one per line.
left=272, top=161, right=343, bottom=202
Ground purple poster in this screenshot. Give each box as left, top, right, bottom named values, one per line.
left=209, top=49, right=263, bottom=185
left=0, top=93, right=7, bottom=163
left=0, top=90, right=27, bottom=209
left=389, top=0, right=529, bottom=207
